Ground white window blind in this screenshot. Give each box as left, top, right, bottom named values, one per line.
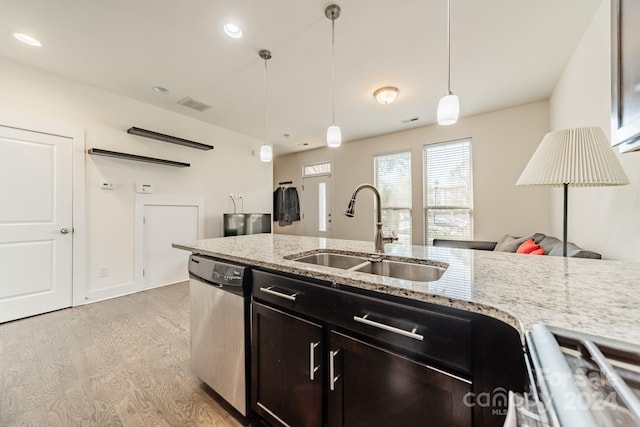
left=423, top=139, right=472, bottom=244
left=374, top=151, right=412, bottom=244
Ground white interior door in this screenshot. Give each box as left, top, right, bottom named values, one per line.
left=143, top=204, right=198, bottom=289
left=0, top=126, right=73, bottom=323
left=301, top=175, right=332, bottom=238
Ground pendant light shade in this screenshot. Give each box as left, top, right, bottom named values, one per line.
left=259, top=49, right=272, bottom=163
left=437, top=0, right=459, bottom=126
left=259, top=144, right=273, bottom=162
left=437, top=92, right=459, bottom=125
left=327, top=125, right=342, bottom=148
left=326, top=4, right=341, bottom=148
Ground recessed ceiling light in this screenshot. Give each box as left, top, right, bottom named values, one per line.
left=13, top=32, right=41, bottom=47
left=152, top=85, right=169, bottom=95
left=373, top=86, right=399, bottom=105
left=223, top=23, right=242, bottom=39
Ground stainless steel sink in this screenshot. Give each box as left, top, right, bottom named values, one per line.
left=292, top=252, right=369, bottom=269
left=289, top=250, right=447, bottom=283
left=354, top=259, right=445, bottom=282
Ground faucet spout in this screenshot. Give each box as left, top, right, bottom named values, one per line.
left=344, top=184, right=386, bottom=252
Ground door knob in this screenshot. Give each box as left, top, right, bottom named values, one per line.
left=60, top=228, right=70, bottom=234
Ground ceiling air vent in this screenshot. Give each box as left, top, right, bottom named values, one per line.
left=177, top=96, right=211, bottom=112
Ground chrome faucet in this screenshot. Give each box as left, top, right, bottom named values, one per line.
left=345, top=183, right=398, bottom=252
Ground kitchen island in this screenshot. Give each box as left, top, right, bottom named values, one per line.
left=174, top=233, right=640, bottom=347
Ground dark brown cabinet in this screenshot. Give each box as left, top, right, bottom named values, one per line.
left=327, top=330, right=472, bottom=427
left=251, top=302, right=323, bottom=427
left=250, top=269, right=525, bottom=427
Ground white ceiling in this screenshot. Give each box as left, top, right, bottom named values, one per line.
left=0, top=0, right=602, bottom=156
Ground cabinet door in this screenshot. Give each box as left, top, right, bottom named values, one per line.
left=251, top=302, right=323, bottom=427
left=327, top=331, right=472, bottom=427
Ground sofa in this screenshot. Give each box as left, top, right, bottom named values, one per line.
left=433, top=233, right=601, bottom=259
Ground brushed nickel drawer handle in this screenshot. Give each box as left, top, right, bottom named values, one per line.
left=353, top=314, right=424, bottom=341
left=259, top=286, right=298, bottom=301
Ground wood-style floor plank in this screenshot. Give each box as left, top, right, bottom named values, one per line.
left=0, top=282, right=252, bottom=427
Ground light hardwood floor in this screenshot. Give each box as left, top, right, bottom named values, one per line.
left=0, top=282, right=252, bottom=427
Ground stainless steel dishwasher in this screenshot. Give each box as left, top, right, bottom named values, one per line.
left=189, top=254, right=251, bottom=416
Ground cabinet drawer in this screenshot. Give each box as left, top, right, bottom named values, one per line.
left=252, top=270, right=336, bottom=317
left=330, top=292, right=472, bottom=373
left=252, top=269, right=472, bottom=373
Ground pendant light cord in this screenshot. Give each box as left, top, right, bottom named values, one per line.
left=446, top=0, right=452, bottom=94
left=264, top=57, right=268, bottom=144
left=331, top=12, right=336, bottom=125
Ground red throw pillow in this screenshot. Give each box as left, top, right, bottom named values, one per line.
left=516, top=239, right=541, bottom=254
left=530, top=248, right=545, bottom=255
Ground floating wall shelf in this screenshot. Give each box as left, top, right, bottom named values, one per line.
left=87, top=148, right=190, bottom=167
left=127, top=127, right=213, bottom=150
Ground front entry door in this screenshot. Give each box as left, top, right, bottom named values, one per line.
left=301, top=175, right=332, bottom=238
left=0, top=126, right=73, bottom=323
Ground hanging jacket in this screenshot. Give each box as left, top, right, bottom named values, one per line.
left=273, top=187, right=300, bottom=226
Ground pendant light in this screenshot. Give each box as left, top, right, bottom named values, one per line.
left=437, top=0, right=460, bottom=125
left=259, top=49, right=273, bottom=162
left=325, top=4, right=342, bottom=147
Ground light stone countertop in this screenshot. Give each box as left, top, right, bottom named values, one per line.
left=173, top=234, right=640, bottom=346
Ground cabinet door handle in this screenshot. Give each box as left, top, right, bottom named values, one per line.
left=309, top=341, right=320, bottom=381
left=329, top=350, right=340, bottom=391
left=353, top=314, right=424, bottom=341
left=259, top=286, right=298, bottom=301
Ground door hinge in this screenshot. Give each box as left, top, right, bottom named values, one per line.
left=142, top=269, right=145, bottom=277
left=143, top=216, right=146, bottom=225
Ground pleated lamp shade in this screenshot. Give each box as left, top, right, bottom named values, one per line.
left=516, top=127, right=629, bottom=187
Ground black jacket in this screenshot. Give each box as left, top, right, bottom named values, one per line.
left=273, top=187, right=300, bottom=226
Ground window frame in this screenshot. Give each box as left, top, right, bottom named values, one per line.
left=423, top=138, right=473, bottom=245
left=374, top=150, right=412, bottom=245
left=302, top=161, right=331, bottom=177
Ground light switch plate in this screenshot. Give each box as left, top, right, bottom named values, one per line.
left=100, top=181, right=114, bottom=190
left=136, top=183, right=154, bottom=193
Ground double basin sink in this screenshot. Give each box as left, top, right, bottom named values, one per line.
left=289, top=251, right=446, bottom=283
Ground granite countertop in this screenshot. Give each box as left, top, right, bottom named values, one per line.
left=173, top=234, right=640, bottom=346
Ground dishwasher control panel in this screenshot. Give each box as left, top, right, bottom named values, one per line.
left=188, top=254, right=250, bottom=295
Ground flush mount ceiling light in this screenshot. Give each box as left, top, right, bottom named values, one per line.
left=259, top=49, right=273, bottom=163
left=13, top=32, right=41, bottom=47
left=437, top=0, right=460, bottom=125
left=152, top=85, right=169, bottom=95
left=223, top=23, right=242, bottom=39
left=325, top=4, right=342, bottom=148
left=373, top=86, right=399, bottom=105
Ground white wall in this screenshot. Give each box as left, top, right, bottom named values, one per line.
left=0, top=58, right=272, bottom=302
left=549, top=0, right=639, bottom=261
left=274, top=101, right=551, bottom=245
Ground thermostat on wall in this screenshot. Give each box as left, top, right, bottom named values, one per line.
left=136, top=183, right=154, bottom=194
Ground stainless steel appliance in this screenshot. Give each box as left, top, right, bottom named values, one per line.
left=223, top=213, right=271, bottom=237
left=189, top=254, right=251, bottom=416
left=512, top=324, right=640, bottom=426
